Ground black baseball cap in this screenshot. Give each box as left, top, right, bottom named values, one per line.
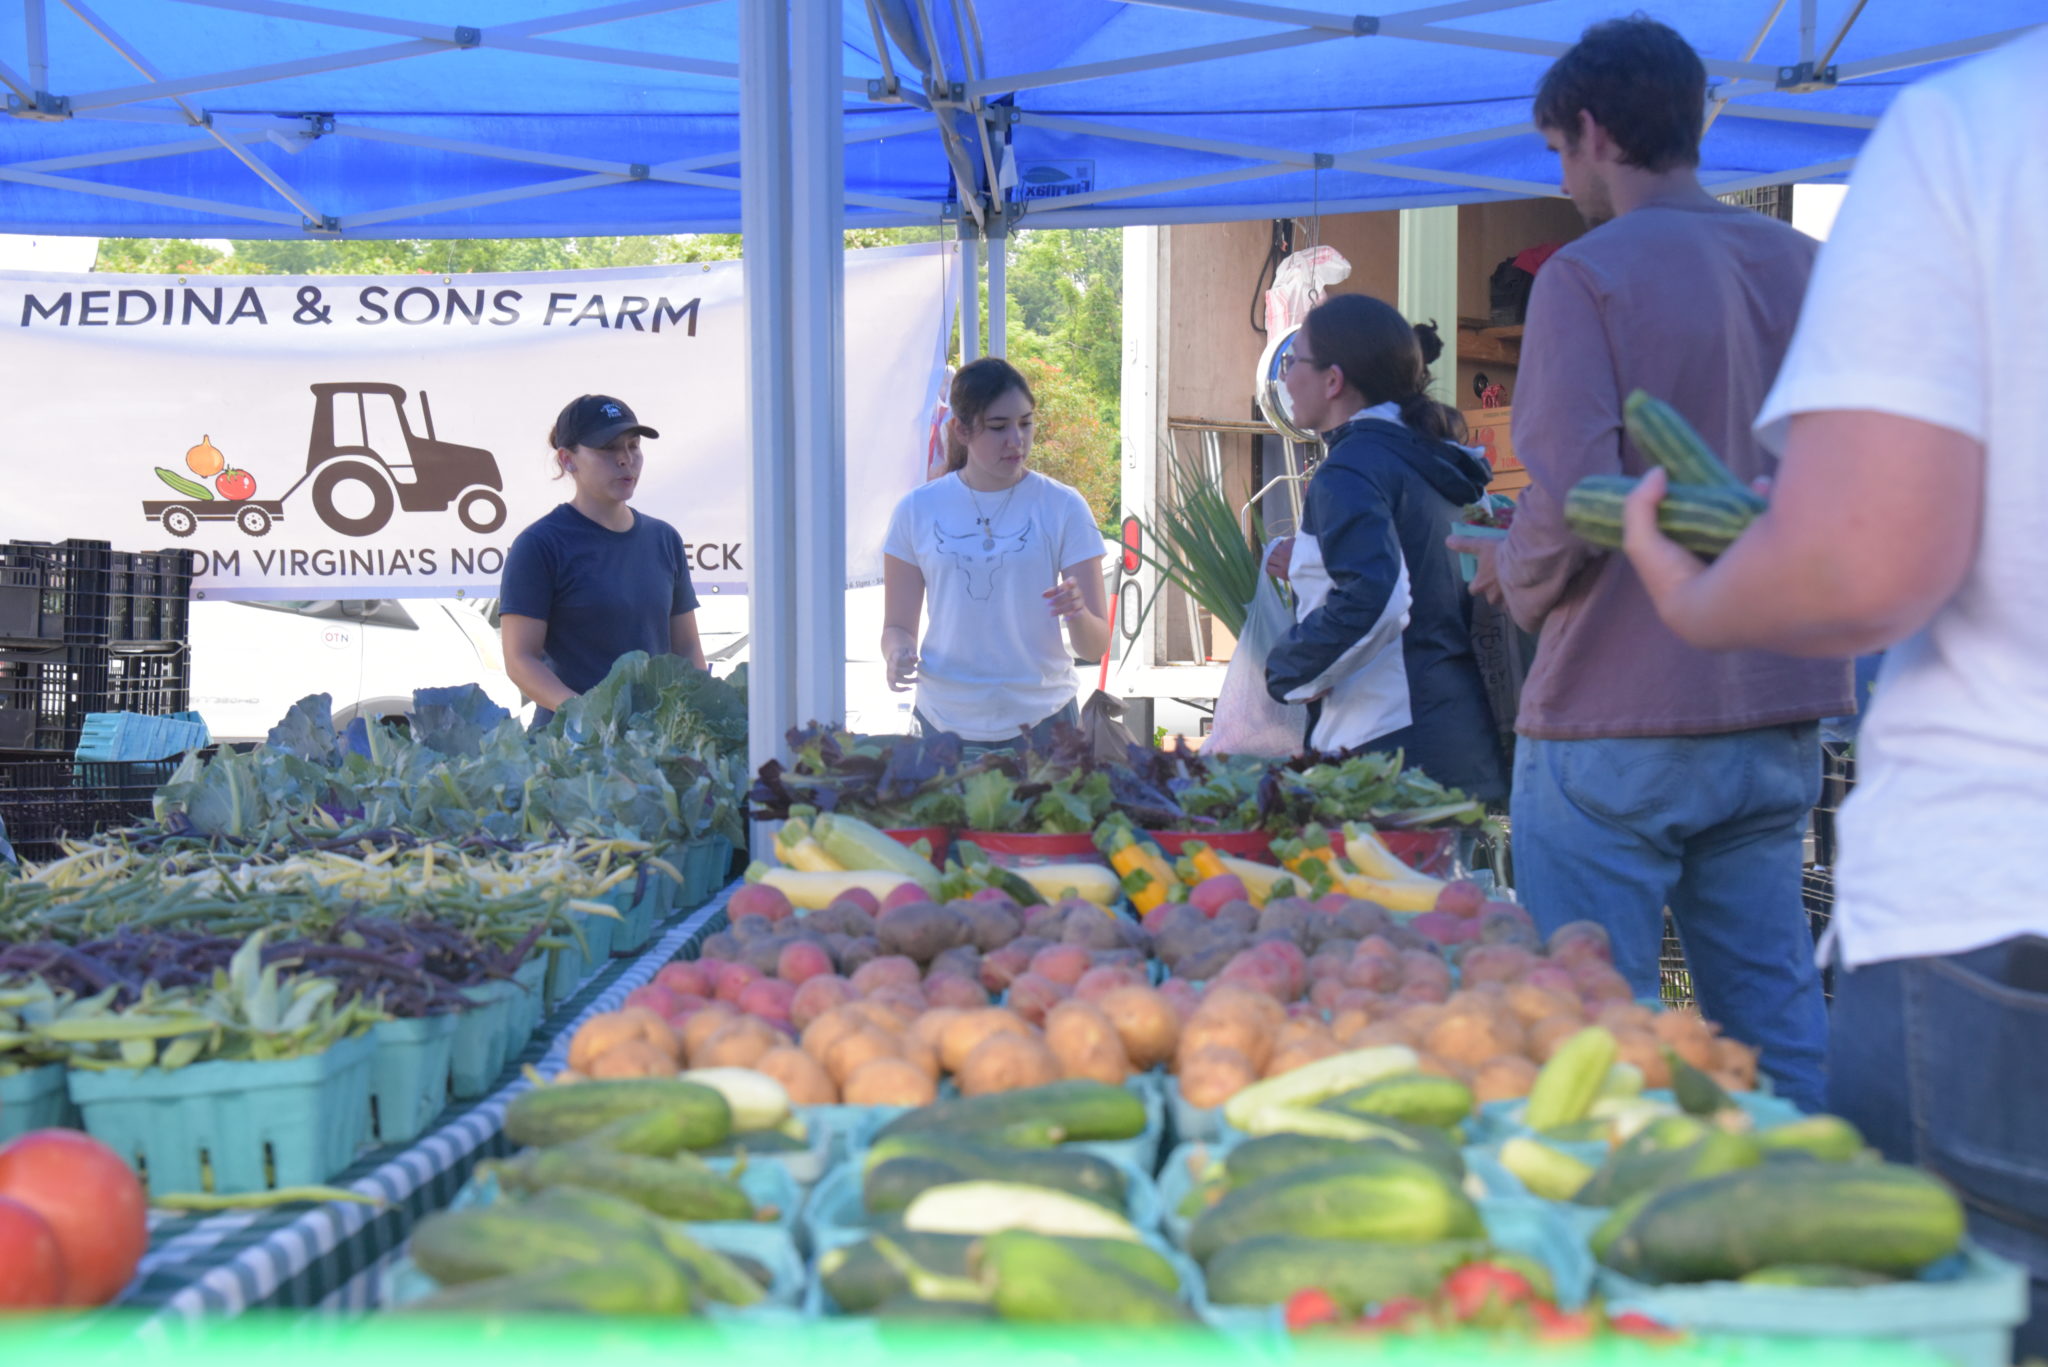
left=553, top=394, right=660, bottom=450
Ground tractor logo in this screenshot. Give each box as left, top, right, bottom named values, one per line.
left=141, top=382, right=506, bottom=540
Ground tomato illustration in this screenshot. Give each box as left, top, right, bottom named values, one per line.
left=215, top=468, right=257, bottom=501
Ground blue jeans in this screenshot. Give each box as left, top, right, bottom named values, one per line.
left=1829, top=938, right=2048, bottom=1359
left=1511, top=725, right=1828, bottom=1112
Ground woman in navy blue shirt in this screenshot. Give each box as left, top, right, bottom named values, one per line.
left=500, top=395, right=706, bottom=723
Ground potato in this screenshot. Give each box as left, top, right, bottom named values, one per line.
left=1652, top=1009, right=1720, bottom=1070
left=824, top=1025, right=902, bottom=1088
left=790, top=974, right=858, bottom=1030
left=570, top=1010, right=675, bottom=1073
left=958, top=900, right=1023, bottom=952
left=1413, top=1051, right=1471, bottom=1082
left=1273, top=1017, right=1334, bottom=1054
left=865, top=985, right=929, bottom=1023
left=876, top=903, right=968, bottom=963
left=1712, top=1037, right=1759, bottom=1091
left=939, top=1008, right=1034, bottom=1074
left=927, top=945, right=983, bottom=983
left=680, top=1004, right=740, bottom=1060
left=1177, top=1045, right=1258, bottom=1108
left=1328, top=1006, right=1374, bottom=1042
left=1348, top=1020, right=1418, bottom=1050
left=587, top=1039, right=680, bottom=1079
left=1202, top=984, right=1286, bottom=1034
left=694, top=1020, right=780, bottom=1069
left=754, top=1045, right=838, bottom=1105
left=1504, top=982, right=1582, bottom=1025
left=1029, top=944, right=1093, bottom=987
left=910, top=1007, right=964, bottom=1054
left=923, top=973, right=989, bottom=1010
left=1470, top=1056, right=1538, bottom=1104
left=843, top=1056, right=939, bottom=1106
left=1525, top=1014, right=1587, bottom=1063
left=1176, top=1010, right=1271, bottom=1073
left=1397, top=1001, right=1452, bottom=1038
left=957, top=1031, right=1061, bottom=1096
left=799, top=1004, right=866, bottom=1061
left=1262, top=1034, right=1341, bottom=1078
left=1044, top=1001, right=1131, bottom=1084
left=1095, top=985, right=1180, bottom=1070
left=1425, top=1012, right=1522, bottom=1071
left=1006, top=972, right=1072, bottom=1027
left=1612, top=1027, right=1672, bottom=1088
left=1596, top=1002, right=1658, bottom=1033
left=899, top=1032, right=942, bottom=1081
left=851, top=955, right=922, bottom=996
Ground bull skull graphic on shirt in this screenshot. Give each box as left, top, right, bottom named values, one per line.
left=934, top=522, right=1031, bottom=601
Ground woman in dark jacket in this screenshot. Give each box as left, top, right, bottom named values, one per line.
left=1265, top=294, right=1507, bottom=803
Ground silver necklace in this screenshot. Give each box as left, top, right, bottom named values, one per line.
left=960, top=471, right=1022, bottom=550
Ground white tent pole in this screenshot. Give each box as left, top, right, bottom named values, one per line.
left=792, top=0, right=847, bottom=730
left=970, top=28, right=1340, bottom=98
left=335, top=173, right=627, bottom=230
left=959, top=227, right=982, bottom=360
left=1020, top=110, right=1533, bottom=165
left=1397, top=207, right=1459, bottom=404
left=66, top=40, right=447, bottom=112
left=1834, top=28, right=2040, bottom=81
left=0, top=55, right=35, bottom=100
left=1702, top=0, right=1788, bottom=136
left=742, top=0, right=799, bottom=818
left=987, top=217, right=1007, bottom=357
left=1705, top=158, right=1857, bottom=195
left=1119, top=225, right=1165, bottom=678
left=172, top=0, right=724, bottom=41
left=1716, top=104, right=1877, bottom=129
left=0, top=163, right=303, bottom=222
left=1800, top=0, right=1816, bottom=63
left=25, top=0, right=49, bottom=93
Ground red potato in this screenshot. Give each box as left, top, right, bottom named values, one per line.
left=1074, top=965, right=1144, bottom=1002
left=1306, top=949, right=1350, bottom=983
left=1006, top=972, right=1072, bottom=1026
left=923, top=973, right=989, bottom=1010
left=1460, top=945, right=1539, bottom=986
left=1342, top=954, right=1402, bottom=992
left=1394, top=978, right=1450, bottom=1006
left=830, top=888, right=883, bottom=916
left=653, top=962, right=711, bottom=998
left=790, top=974, right=856, bottom=1030
left=1314, top=893, right=1353, bottom=914
left=727, top=883, right=794, bottom=923
left=1354, top=934, right=1401, bottom=962
left=968, top=887, right=1021, bottom=909
left=1157, top=977, right=1202, bottom=1022
left=736, top=977, right=798, bottom=1020
left=1521, top=963, right=1577, bottom=995
left=1411, top=911, right=1478, bottom=946
left=777, top=939, right=835, bottom=985
left=1333, top=988, right=1382, bottom=1015
left=694, top=956, right=731, bottom=983
left=882, top=881, right=932, bottom=912
left=1433, top=879, right=1487, bottom=919
left=979, top=942, right=1034, bottom=994
left=1548, top=920, right=1614, bottom=962
left=624, top=983, right=682, bottom=1018
left=1188, top=874, right=1249, bottom=918
left=1029, top=944, right=1092, bottom=988
left=1482, top=899, right=1534, bottom=926
left=1307, top=978, right=1346, bottom=1012
left=714, top=962, right=763, bottom=1003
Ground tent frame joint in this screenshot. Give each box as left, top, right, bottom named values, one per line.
left=303, top=213, right=341, bottom=235
left=1775, top=60, right=1838, bottom=92
left=867, top=75, right=904, bottom=101
left=1354, top=15, right=1379, bottom=35
left=453, top=26, right=482, bottom=50
left=7, top=91, right=70, bottom=122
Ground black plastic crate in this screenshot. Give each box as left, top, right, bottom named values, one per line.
left=0, top=643, right=109, bottom=753
left=0, top=540, right=111, bottom=647
left=0, top=749, right=174, bottom=863
left=105, top=645, right=191, bottom=718
left=107, top=549, right=194, bottom=648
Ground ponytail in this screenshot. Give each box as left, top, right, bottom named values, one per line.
left=1396, top=389, right=1468, bottom=444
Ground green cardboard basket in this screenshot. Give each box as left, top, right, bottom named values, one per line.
left=0, top=1063, right=76, bottom=1140
left=369, top=1014, right=458, bottom=1145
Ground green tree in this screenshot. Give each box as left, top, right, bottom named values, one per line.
left=1002, top=228, right=1123, bottom=523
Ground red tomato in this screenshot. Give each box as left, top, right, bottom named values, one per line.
left=1283, top=1288, right=1342, bottom=1332
left=1609, top=1311, right=1683, bottom=1341
left=0, top=1131, right=148, bottom=1306
left=215, top=468, right=257, bottom=501
left=0, top=1196, right=66, bottom=1308
left=1443, top=1262, right=1537, bottom=1321
left=1531, top=1304, right=1598, bottom=1342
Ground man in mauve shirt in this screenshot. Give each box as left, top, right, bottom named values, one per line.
left=1450, top=18, right=1851, bottom=1111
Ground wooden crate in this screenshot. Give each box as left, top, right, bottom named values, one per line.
left=1463, top=405, right=1526, bottom=497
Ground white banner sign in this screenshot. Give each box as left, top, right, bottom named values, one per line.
left=0, top=243, right=959, bottom=600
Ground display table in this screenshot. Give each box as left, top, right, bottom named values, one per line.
left=121, top=888, right=733, bottom=1323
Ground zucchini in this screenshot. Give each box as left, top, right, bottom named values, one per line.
left=875, top=1080, right=1145, bottom=1146
left=1606, top=1164, right=1966, bottom=1282
left=1187, top=1155, right=1481, bottom=1264
left=1625, top=389, right=1746, bottom=490
left=902, top=1181, right=1142, bottom=1241
left=1203, top=1236, right=1488, bottom=1312
left=1221, top=1045, right=1417, bottom=1130
left=1565, top=476, right=1764, bottom=559
left=504, top=1078, right=732, bottom=1149
left=864, top=1148, right=1127, bottom=1215
left=981, top=1230, right=1193, bottom=1324
left=1320, top=1073, right=1474, bottom=1130
left=493, top=1146, right=754, bottom=1222
left=1523, top=1026, right=1617, bottom=1133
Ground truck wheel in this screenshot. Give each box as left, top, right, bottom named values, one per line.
left=162, top=507, right=198, bottom=538
left=236, top=505, right=273, bottom=537
left=312, top=460, right=395, bottom=537
left=457, top=487, right=507, bottom=535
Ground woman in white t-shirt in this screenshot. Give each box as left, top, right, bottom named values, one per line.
left=883, top=358, right=1110, bottom=751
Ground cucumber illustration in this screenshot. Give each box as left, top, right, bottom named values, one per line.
left=156, top=467, right=214, bottom=500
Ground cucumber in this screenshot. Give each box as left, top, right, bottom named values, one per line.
left=1221, top=1045, right=1418, bottom=1131
left=1187, top=1155, right=1481, bottom=1264
left=494, top=1147, right=754, bottom=1222
left=875, top=1080, right=1145, bottom=1146
left=1224, top=1128, right=1465, bottom=1187
left=1565, top=476, right=1763, bottom=559
left=520, top=1189, right=765, bottom=1305
left=505, top=1078, right=732, bottom=1149
left=1523, top=1026, right=1617, bottom=1134
left=981, top=1230, right=1192, bottom=1324
left=873, top=1294, right=1001, bottom=1321
left=820, top=1233, right=977, bottom=1312
left=155, top=467, right=214, bottom=501
left=1740, top=1265, right=1899, bottom=1288
left=1608, top=1164, right=1966, bottom=1283
left=864, top=1148, right=1127, bottom=1215
left=410, top=1207, right=623, bottom=1284
left=1576, top=1130, right=1760, bottom=1209
left=1320, top=1073, right=1474, bottom=1129
left=1624, top=390, right=1747, bottom=490
left=1203, top=1236, right=1488, bottom=1312
left=1499, top=1137, right=1595, bottom=1201
left=1664, top=1047, right=1734, bottom=1116
left=407, top=1260, right=696, bottom=1316
left=571, top=1106, right=703, bottom=1157
left=1756, top=1115, right=1865, bottom=1163
left=696, top=1129, right=810, bottom=1157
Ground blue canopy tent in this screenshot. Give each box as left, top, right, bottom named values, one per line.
left=2, top=0, right=2034, bottom=781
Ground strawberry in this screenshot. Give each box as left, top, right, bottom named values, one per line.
left=1283, top=1288, right=1343, bottom=1333
left=1443, top=1262, right=1537, bottom=1321
left=1530, top=1303, right=1597, bottom=1342
left=1360, top=1296, right=1430, bottom=1332
left=1609, top=1311, right=1683, bottom=1342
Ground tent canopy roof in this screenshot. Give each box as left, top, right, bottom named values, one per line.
left=0, top=0, right=2035, bottom=238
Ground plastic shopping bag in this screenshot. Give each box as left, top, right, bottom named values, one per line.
left=1205, top=569, right=1308, bottom=757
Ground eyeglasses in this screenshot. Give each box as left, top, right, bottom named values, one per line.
left=1279, top=351, right=1324, bottom=376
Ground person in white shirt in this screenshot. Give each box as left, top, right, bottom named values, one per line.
left=1618, top=29, right=2048, bottom=1355
left=882, top=357, right=1110, bottom=752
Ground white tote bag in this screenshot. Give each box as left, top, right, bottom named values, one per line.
left=1205, top=569, right=1309, bottom=757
